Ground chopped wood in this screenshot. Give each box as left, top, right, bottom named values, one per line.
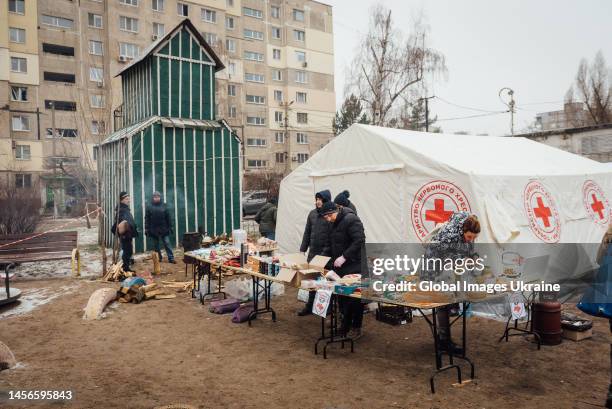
left=154, top=294, right=176, bottom=300
left=152, top=252, right=161, bottom=275
left=141, top=283, right=158, bottom=292
left=144, top=289, right=163, bottom=299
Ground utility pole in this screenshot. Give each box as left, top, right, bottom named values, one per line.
left=419, top=96, right=435, bottom=132
left=50, top=101, right=59, bottom=219
left=279, top=100, right=293, bottom=175
left=499, top=87, right=516, bottom=135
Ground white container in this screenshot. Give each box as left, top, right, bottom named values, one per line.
left=232, top=229, right=247, bottom=249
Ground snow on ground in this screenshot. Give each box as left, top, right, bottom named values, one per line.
left=0, top=284, right=79, bottom=319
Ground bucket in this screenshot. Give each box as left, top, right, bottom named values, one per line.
left=532, top=301, right=562, bottom=345
left=182, top=232, right=202, bottom=251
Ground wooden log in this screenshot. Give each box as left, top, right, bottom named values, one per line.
left=152, top=251, right=161, bottom=275
left=144, top=289, right=163, bottom=299
left=141, top=283, right=158, bottom=292
left=155, top=294, right=176, bottom=299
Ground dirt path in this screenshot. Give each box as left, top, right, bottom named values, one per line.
left=0, top=259, right=609, bottom=409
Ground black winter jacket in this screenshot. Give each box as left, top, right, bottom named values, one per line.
left=145, top=200, right=172, bottom=237
left=328, top=207, right=366, bottom=276
left=112, top=203, right=138, bottom=240
left=255, top=202, right=277, bottom=234
left=300, top=208, right=331, bottom=261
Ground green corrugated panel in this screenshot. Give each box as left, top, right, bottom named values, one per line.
left=191, top=62, right=201, bottom=119
left=159, top=57, right=169, bottom=116
left=181, top=61, right=190, bottom=118
left=153, top=123, right=164, bottom=196
left=214, top=129, right=223, bottom=235
left=181, top=28, right=191, bottom=60
left=151, top=56, right=158, bottom=115
left=185, top=128, right=195, bottom=232
left=143, top=126, right=154, bottom=251
left=164, top=127, right=176, bottom=247
left=205, top=130, right=214, bottom=235
left=158, top=42, right=170, bottom=55
left=170, top=31, right=181, bottom=57
left=195, top=129, right=204, bottom=232
left=132, top=132, right=144, bottom=253
left=223, top=128, right=232, bottom=232
left=231, top=135, right=240, bottom=228
left=191, top=34, right=200, bottom=62
left=174, top=128, right=186, bottom=239
left=170, top=59, right=180, bottom=117
left=202, top=66, right=211, bottom=120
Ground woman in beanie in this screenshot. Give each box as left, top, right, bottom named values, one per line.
left=112, top=191, right=138, bottom=272
left=333, top=190, right=357, bottom=214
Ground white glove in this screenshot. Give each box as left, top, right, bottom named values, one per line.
left=333, top=255, right=346, bottom=268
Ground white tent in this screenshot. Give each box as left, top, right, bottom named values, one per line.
left=277, top=124, right=612, bottom=252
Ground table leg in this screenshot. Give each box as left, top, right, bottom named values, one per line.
left=248, top=276, right=277, bottom=325
left=200, top=264, right=227, bottom=303
left=313, top=295, right=354, bottom=359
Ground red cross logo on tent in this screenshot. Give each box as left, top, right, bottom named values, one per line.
left=582, top=180, right=610, bottom=226
left=425, top=199, right=454, bottom=225
left=533, top=196, right=552, bottom=227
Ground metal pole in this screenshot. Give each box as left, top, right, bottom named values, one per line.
left=51, top=102, right=58, bottom=219
left=425, top=98, right=429, bottom=132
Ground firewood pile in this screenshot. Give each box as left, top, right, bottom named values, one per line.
left=103, top=263, right=133, bottom=282
left=117, top=282, right=178, bottom=303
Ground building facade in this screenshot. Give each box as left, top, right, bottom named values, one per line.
left=535, top=102, right=590, bottom=131
left=1, top=0, right=335, bottom=204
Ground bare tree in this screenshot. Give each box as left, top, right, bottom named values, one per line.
left=346, top=5, right=446, bottom=126
left=0, top=177, right=42, bottom=235
left=570, top=51, right=611, bottom=125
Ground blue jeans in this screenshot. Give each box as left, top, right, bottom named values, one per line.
left=151, top=235, right=174, bottom=261
left=263, top=232, right=275, bottom=240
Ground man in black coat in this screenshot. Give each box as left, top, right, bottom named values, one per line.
left=145, top=191, right=175, bottom=263
left=112, top=191, right=138, bottom=272
left=297, top=189, right=332, bottom=316
left=320, top=201, right=366, bottom=340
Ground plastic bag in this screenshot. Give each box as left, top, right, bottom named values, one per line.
left=225, top=277, right=285, bottom=301
left=193, top=275, right=218, bottom=299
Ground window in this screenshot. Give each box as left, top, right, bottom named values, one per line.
left=295, top=51, right=305, bottom=62
left=247, top=138, right=267, bottom=147
left=297, top=113, right=308, bottom=124
left=202, top=8, right=216, bottom=23
left=41, top=14, right=74, bottom=29
left=243, top=7, right=262, bottom=18
left=15, top=145, right=30, bottom=160
left=275, top=152, right=285, bottom=163
left=293, top=9, right=305, bottom=22
left=244, top=51, right=264, bottom=62
left=225, top=38, right=236, bottom=52
left=177, top=2, right=188, bottom=16
left=246, top=94, right=265, bottom=104
left=119, top=42, right=140, bottom=58
left=271, top=27, right=281, bottom=40
left=274, top=111, right=283, bottom=122
left=297, top=153, right=309, bottom=163
left=272, top=70, right=282, bottom=81
left=42, top=43, right=75, bottom=56
left=294, top=30, right=305, bottom=42
left=88, top=13, right=103, bottom=29
left=152, top=0, right=164, bottom=11
left=296, top=92, right=307, bottom=103
left=120, top=0, right=139, bottom=5
left=90, top=94, right=105, bottom=108
left=228, top=105, right=237, bottom=118
left=89, top=40, right=103, bottom=55
left=227, top=0, right=234, bottom=7
left=296, top=132, right=308, bottom=144
left=227, top=84, right=236, bottom=96
left=10, top=57, right=27, bottom=73
left=295, top=70, right=307, bottom=83
left=245, top=72, right=264, bottom=83
left=272, top=49, right=281, bottom=60
left=11, top=86, right=27, bottom=102
left=46, top=128, right=77, bottom=138
left=228, top=62, right=236, bottom=75
left=225, top=16, right=234, bottom=30
left=153, top=22, right=165, bottom=37
left=15, top=174, right=32, bottom=188
left=9, top=0, right=25, bottom=14
left=90, top=67, right=104, bottom=82
left=120, top=16, right=138, bottom=32
left=44, top=72, right=76, bottom=83
left=274, top=90, right=283, bottom=101
left=244, top=29, right=263, bottom=41
left=275, top=132, right=285, bottom=143
left=9, top=27, right=25, bottom=43
left=45, top=100, right=77, bottom=111
left=271, top=5, right=280, bottom=19
left=11, top=115, right=30, bottom=131
left=246, top=116, right=266, bottom=126
left=203, top=32, right=217, bottom=45
left=247, top=159, right=267, bottom=168
left=91, top=120, right=106, bottom=135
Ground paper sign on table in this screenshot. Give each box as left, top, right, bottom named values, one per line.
left=312, top=289, right=332, bottom=317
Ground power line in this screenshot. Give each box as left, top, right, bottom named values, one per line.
left=434, top=95, right=503, bottom=114
left=435, top=111, right=508, bottom=122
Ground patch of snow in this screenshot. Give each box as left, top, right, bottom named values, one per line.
left=0, top=284, right=79, bottom=319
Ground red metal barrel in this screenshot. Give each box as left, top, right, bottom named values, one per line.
left=532, top=301, right=562, bottom=345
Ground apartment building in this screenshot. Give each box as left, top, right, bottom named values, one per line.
left=1, top=0, right=335, bottom=205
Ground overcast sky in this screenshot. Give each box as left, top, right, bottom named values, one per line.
left=327, top=0, right=612, bottom=136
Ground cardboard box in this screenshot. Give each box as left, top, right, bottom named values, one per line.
left=277, top=254, right=330, bottom=287
left=562, top=327, right=592, bottom=342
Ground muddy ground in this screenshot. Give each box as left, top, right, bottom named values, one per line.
left=0, top=256, right=610, bottom=409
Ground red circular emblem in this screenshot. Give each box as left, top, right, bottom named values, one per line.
left=411, top=180, right=471, bottom=241
left=582, top=180, right=610, bottom=226
left=523, top=181, right=561, bottom=243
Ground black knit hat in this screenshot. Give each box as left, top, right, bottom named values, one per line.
left=119, top=191, right=129, bottom=201
left=315, top=189, right=331, bottom=203
left=334, top=190, right=350, bottom=207
left=319, top=201, right=338, bottom=216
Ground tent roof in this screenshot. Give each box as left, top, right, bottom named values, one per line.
left=349, top=125, right=610, bottom=176
left=114, top=18, right=224, bottom=78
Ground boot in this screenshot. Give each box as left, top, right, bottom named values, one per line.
left=297, top=304, right=312, bottom=316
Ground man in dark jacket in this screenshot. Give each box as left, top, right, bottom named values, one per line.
left=255, top=197, right=277, bottom=240
left=112, top=191, right=138, bottom=273
left=320, top=201, right=366, bottom=340
left=145, top=191, right=175, bottom=263
left=297, top=189, right=332, bottom=316
left=334, top=190, right=357, bottom=214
